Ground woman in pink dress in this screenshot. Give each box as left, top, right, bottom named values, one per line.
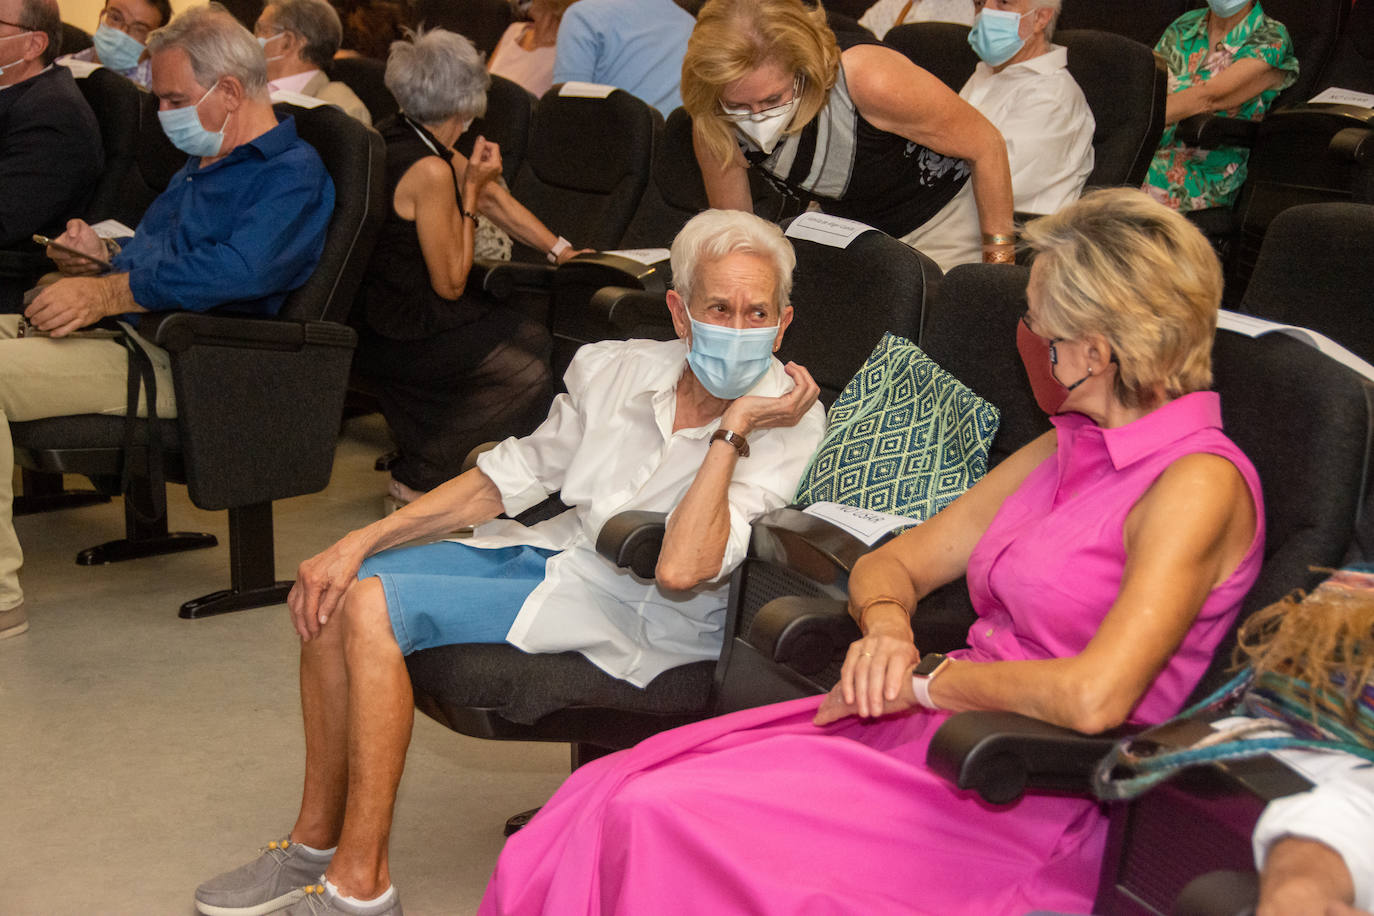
left=480, top=188, right=1266, bottom=916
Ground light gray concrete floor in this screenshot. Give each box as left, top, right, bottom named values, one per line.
left=0, top=415, right=568, bottom=916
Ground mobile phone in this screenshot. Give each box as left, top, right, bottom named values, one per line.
left=32, top=234, right=113, bottom=271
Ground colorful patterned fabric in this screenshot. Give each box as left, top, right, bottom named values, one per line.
left=793, top=332, right=999, bottom=523
left=1143, top=3, right=1298, bottom=212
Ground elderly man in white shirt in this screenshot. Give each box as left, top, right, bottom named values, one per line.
left=900, top=0, right=1092, bottom=269
left=194, top=208, right=826, bottom=916
left=1252, top=746, right=1374, bottom=916
left=960, top=0, right=1093, bottom=216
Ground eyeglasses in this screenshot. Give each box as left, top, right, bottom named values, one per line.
left=719, top=74, right=803, bottom=123
left=101, top=6, right=156, bottom=42
left=0, top=17, right=29, bottom=31
left=1021, top=312, right=1064, bottom=364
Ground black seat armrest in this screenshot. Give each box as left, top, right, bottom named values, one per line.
left=926, top=710, right=1125, bottom=805
left=147, top=311, right=355, bottom=352
left=1173, top=870, right=1259, bottom=916
left=587, top=287, right=673, bottom=339
left=596, top=510, right=667, bottom=579
left=750, top=507, right=875, bottom=590
left=748, top=596, right=857, bottom=676
left=1331, top=126, right=1374, bottom=163
left=1175, top=113, right=1261, bottom=148
left=470, top=259, right=558, bottom=300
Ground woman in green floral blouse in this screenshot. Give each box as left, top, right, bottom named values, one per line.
left=1142, top=0, right=1298, bottom=213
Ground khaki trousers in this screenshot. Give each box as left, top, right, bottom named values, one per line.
left=0, top=315, right=175, bottom=611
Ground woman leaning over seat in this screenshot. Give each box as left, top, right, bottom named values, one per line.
left=1143, top=0, right=1297, bottom=212
left=683, top=0, right=1015, bottom=271
left=352, top=28, right=583, bottom=502
left=480, top=188, right=1265, bottom=915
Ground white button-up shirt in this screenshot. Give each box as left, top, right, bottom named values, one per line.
left=959, top=44, right=1096, bottom=217
left=469, top=338, right=826, bottom=687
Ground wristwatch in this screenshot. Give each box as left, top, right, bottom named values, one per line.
left=710, top=428, right=749, bottom=457
left=910, top=652, right=951, bottom=710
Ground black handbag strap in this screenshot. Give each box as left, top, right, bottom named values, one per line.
left=118, top=321, right=166, bottom=523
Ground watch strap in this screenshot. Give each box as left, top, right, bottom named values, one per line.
left=910, top=654, right=951, bottom=710
left=710, top=428, right=749, bottom=458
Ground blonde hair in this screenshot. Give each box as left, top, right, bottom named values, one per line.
left=1236, top=576, right=1374, bottom=732
left=682, top=0, right=841, bottom=168
left=1021, top=188, right=1221, bottom=409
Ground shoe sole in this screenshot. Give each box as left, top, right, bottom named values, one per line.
left=0, top=621, right=29, bottom=640
left=195, top=887, right=307, bottom=916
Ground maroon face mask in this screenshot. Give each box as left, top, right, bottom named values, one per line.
left=1016, top=315, right=1091, bottom=415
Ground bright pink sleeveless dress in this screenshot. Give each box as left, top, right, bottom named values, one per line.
left=480, top=392, right=1265, bottom=915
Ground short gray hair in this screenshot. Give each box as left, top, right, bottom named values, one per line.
left=147, top=3, right=268, bottom=98
left=262, top=0, right=342, bottom=70
left=1030, top=0, right=1061, bottom=40
left=19, top=0, right=61, bottom=64
left=671, top=209, right=796, bottom=314
left=385, top=28, right=488, bottom=125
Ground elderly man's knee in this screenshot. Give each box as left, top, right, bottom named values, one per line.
left=340, top=577, right=396, bottom=647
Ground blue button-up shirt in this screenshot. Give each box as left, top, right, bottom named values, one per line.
left=114, top=115, right=335, bottom=316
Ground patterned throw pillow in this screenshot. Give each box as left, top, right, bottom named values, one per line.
left=794, top=332, right=1000, bottom=523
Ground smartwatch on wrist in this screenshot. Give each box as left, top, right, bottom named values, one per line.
left=910, top=652, right=950, bottom=709
left=547, top=236, right=572, bottom=264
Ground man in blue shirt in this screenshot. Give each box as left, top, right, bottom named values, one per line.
left=552, top=0, right=695, bottom=115
left=0, top=3, right=334, bottom=639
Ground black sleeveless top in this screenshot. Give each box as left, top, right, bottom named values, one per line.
left=354, top=114, right=491, bottom=341
left=740, top=33, right=970, bottom=237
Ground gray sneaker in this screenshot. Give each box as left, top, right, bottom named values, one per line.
left=280, top=883, right=403, bottom=915
left=195, top=838, right=333, bottom=916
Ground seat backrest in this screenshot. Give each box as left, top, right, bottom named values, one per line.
left=76, top=73, right=188, bottom=228
left=618, top=107, right=709, bottom=250
left=73, top=67, right=147, bottom=224
left=1315, top=0, right=1374, bottom=94
left=327, top=56, right=399, bottom=124
left=456, top=73, right=536, bottom=188
left=1057, top=29, right=1169, bottom=190
left=918, top=264, right=1051, bottom=467
left=1055, top=0, right=1190, bottom=47
left=777, top=225, right=942, bottom=407
left=272, top=102, right=387, bottom=323
left=883, top=21, right=978, bottom=91
left=1238, top=202, right=1374, bottom=362
left=411, top=0, right=510, bottom=55
left=1196, top=329, right=1371, bottom=699
left=510, top=85, right=660, bottom=259
left=1255, top=0, right=1347, bottom=108
left=60, top=21, right=92, bottom=54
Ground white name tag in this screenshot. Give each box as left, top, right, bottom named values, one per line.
left=558, top=81, right=616, bottom=100
left=784, top=212, right=876, bottom=249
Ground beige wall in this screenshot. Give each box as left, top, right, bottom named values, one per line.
left=61, top=0, right=197, bottom=36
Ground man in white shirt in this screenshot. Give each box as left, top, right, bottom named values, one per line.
left=959, top=0, right=1093, bottom=216
left=901, top=0, right=1092, bottom=269
left=1252, top=746, right=1374, bottom=915
left=194, top=209, right=826, bottom=916
left=254, top=0, right=370, bottom=125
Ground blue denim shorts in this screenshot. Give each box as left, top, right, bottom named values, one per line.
left=357, top=541, right=557, bottom=655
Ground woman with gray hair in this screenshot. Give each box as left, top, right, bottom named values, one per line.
left=352, top=28, right=583, bottom=503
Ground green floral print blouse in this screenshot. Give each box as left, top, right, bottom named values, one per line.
left=1143, top=3, right=1298, bottom=212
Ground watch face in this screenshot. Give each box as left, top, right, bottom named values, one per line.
left=914, top=653, right=946, bottom=677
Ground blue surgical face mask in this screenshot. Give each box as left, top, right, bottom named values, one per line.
left=92, top=21, right=145, bottom=72
left=1206, top=0, right=1251, bottom=18
left=0, top=29, right=34, bottom=78
left=158, top=82, right=228, bottom=158
left=257, top=30, right=286, bottom=62
left=686, top=317, right=779, bottom=400
left=967, top=8, right=1028, bottom=67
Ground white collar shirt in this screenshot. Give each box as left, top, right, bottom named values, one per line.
left=268, top=68, right=321, bottom=94
left=959, top=44, right=1096, bottom=217
left=470, top=338, right=826, bottom=687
